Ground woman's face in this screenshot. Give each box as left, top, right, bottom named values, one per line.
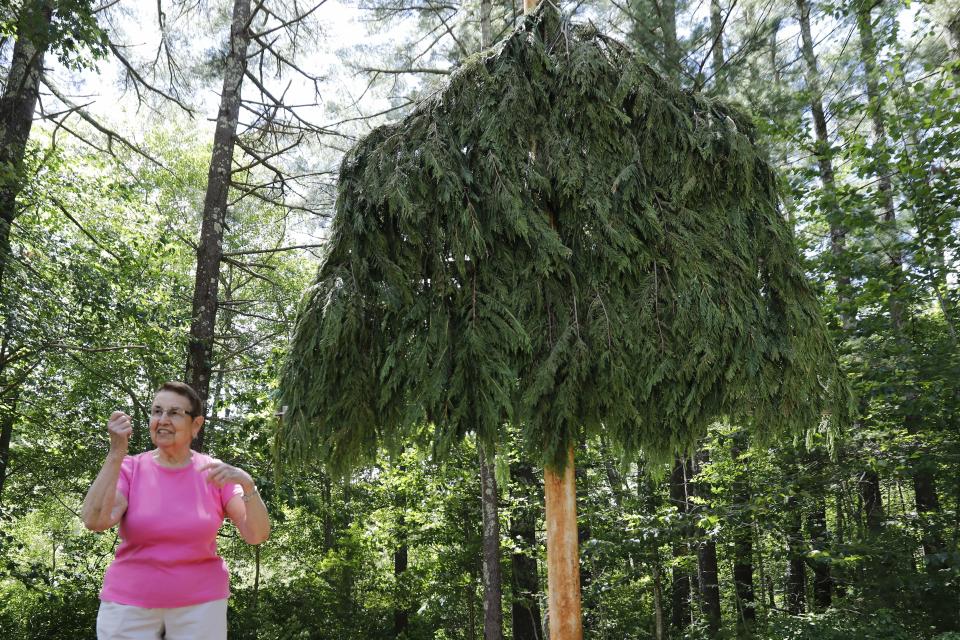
left=149, top=390, right=203, bottom=450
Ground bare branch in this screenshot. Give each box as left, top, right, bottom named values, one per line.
left=223, top=244, right=325, bottom=257
left=241, top=67, right=332, bottom=137
left=227, top=178, right=325, bottom=215
left=222, top=255, right=283, bottom=288
left=251, top=0, right=327, bottom=39
left=107, top=40, right=196, bottom=116
left=322, top=98, right=416, bottom=128
left=46, top=343, right=152, bottom=353
left=42, top=80, right=173, bottom=176
left=93, top=0, right=123, bottom=14
left=362, top=66, right=451, bottom=75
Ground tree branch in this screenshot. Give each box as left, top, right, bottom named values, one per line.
left=41, top=80, right=173, bottom=176
left=223, top=244, right=325, bottom=257
left=107, top=40, right=196, bottom=116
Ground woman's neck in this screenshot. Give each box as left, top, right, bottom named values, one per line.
left=153, top=446, right=193, bottom=467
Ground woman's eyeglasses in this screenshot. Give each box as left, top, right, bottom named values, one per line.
left=150, top=407, right=194, bottom=419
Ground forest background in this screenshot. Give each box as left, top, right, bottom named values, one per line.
left=0, top=0, right=959, bottom=639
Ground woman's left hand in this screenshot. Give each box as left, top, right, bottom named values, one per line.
left=201, top=461, right=254, bottom=492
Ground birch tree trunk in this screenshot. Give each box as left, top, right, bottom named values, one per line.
left=186, top=0, right=253, bottom=450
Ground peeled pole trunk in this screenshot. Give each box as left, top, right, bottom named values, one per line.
left=186, top=0, right=253, bottom=450
left=544, top=446, right=583, bottom=640
left=523, top=0, right=584, bottom=631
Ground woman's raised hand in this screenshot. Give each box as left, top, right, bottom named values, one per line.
left=107, top=411, right=132, bottom=455
left=201, top=461, right=255, bottom=493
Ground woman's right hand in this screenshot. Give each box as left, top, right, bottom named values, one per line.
left=107, top=411, right=132, bottom=455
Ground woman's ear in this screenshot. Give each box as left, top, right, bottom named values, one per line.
left=191, top=415, right=205, bottom=438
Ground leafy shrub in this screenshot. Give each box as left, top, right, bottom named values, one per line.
left=760, top=608, right=919, bottom=640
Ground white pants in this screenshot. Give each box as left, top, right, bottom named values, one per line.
left=96, top=598, right=228, bottom=639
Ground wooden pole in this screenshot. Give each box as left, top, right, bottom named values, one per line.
left=544, top=446, right=583, bottom=640
left=527, top=2, right=579, bottom=635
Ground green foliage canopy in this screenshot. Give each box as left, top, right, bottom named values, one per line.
left=278, top=6, right=844, bottom=472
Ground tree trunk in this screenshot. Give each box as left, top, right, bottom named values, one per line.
left=543, top=446, right=583, bottom=640
left=0, top=388, right=18, bottom=501
left=185, top=0, right=253, bottom=451
left=393, top=461, right=410, bottom=636
left=755, top=522, right=775, bottom=609
left=637, top=466, right=666, bottom=640
left=694, top=450, right=721, bottom=636
left=467, top=500, right=480, bottom=640
left=0, top=2, right=50, bottom=290
left=833, top=486, right=848, bottom=598
left=857, top=5, right=942, bottom=561
left=785, top=459, right=808, bottom=616
left=575, top=453, right=592, bottom=604
left=661, top=0, right=681, bottom=81
left=949, top=12, right=960, bottom=75
left=797, top=0, right=853, bottom=328
left=859, top=470, right=884, bottom=536
left=770, top=18, right=782, bottom=85
left=393, top=533, right=409, bottom=636
left=652, top=549, right=665, bottom=640
left=480, top=445, right=505, bottom=640
left=669, top=456, right=693, bottom=632
left=709, top=0, right=725, bottom=92
left=807, top=495, right=832, bottom=610
left=730, top=433, right=755, bottom=636
left=912, top=456, right=944, bottom=559
left=202, top=274, right=233, bottom=454
left=322, top=472, right=334, bottom=551
left=510, top=461, right=543, bottom=640
left=480, top=0, right=493, bottom=49
left=785, top=492, right=806, bottom=615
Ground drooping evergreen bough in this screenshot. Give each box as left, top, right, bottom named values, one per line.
left=277, top=6, right=845, bottom=473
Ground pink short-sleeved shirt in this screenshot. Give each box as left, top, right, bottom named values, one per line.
left=99, top=451, right=243, bottom=608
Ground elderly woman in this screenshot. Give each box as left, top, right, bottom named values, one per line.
left=81, top=381, right=270, bottom=639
